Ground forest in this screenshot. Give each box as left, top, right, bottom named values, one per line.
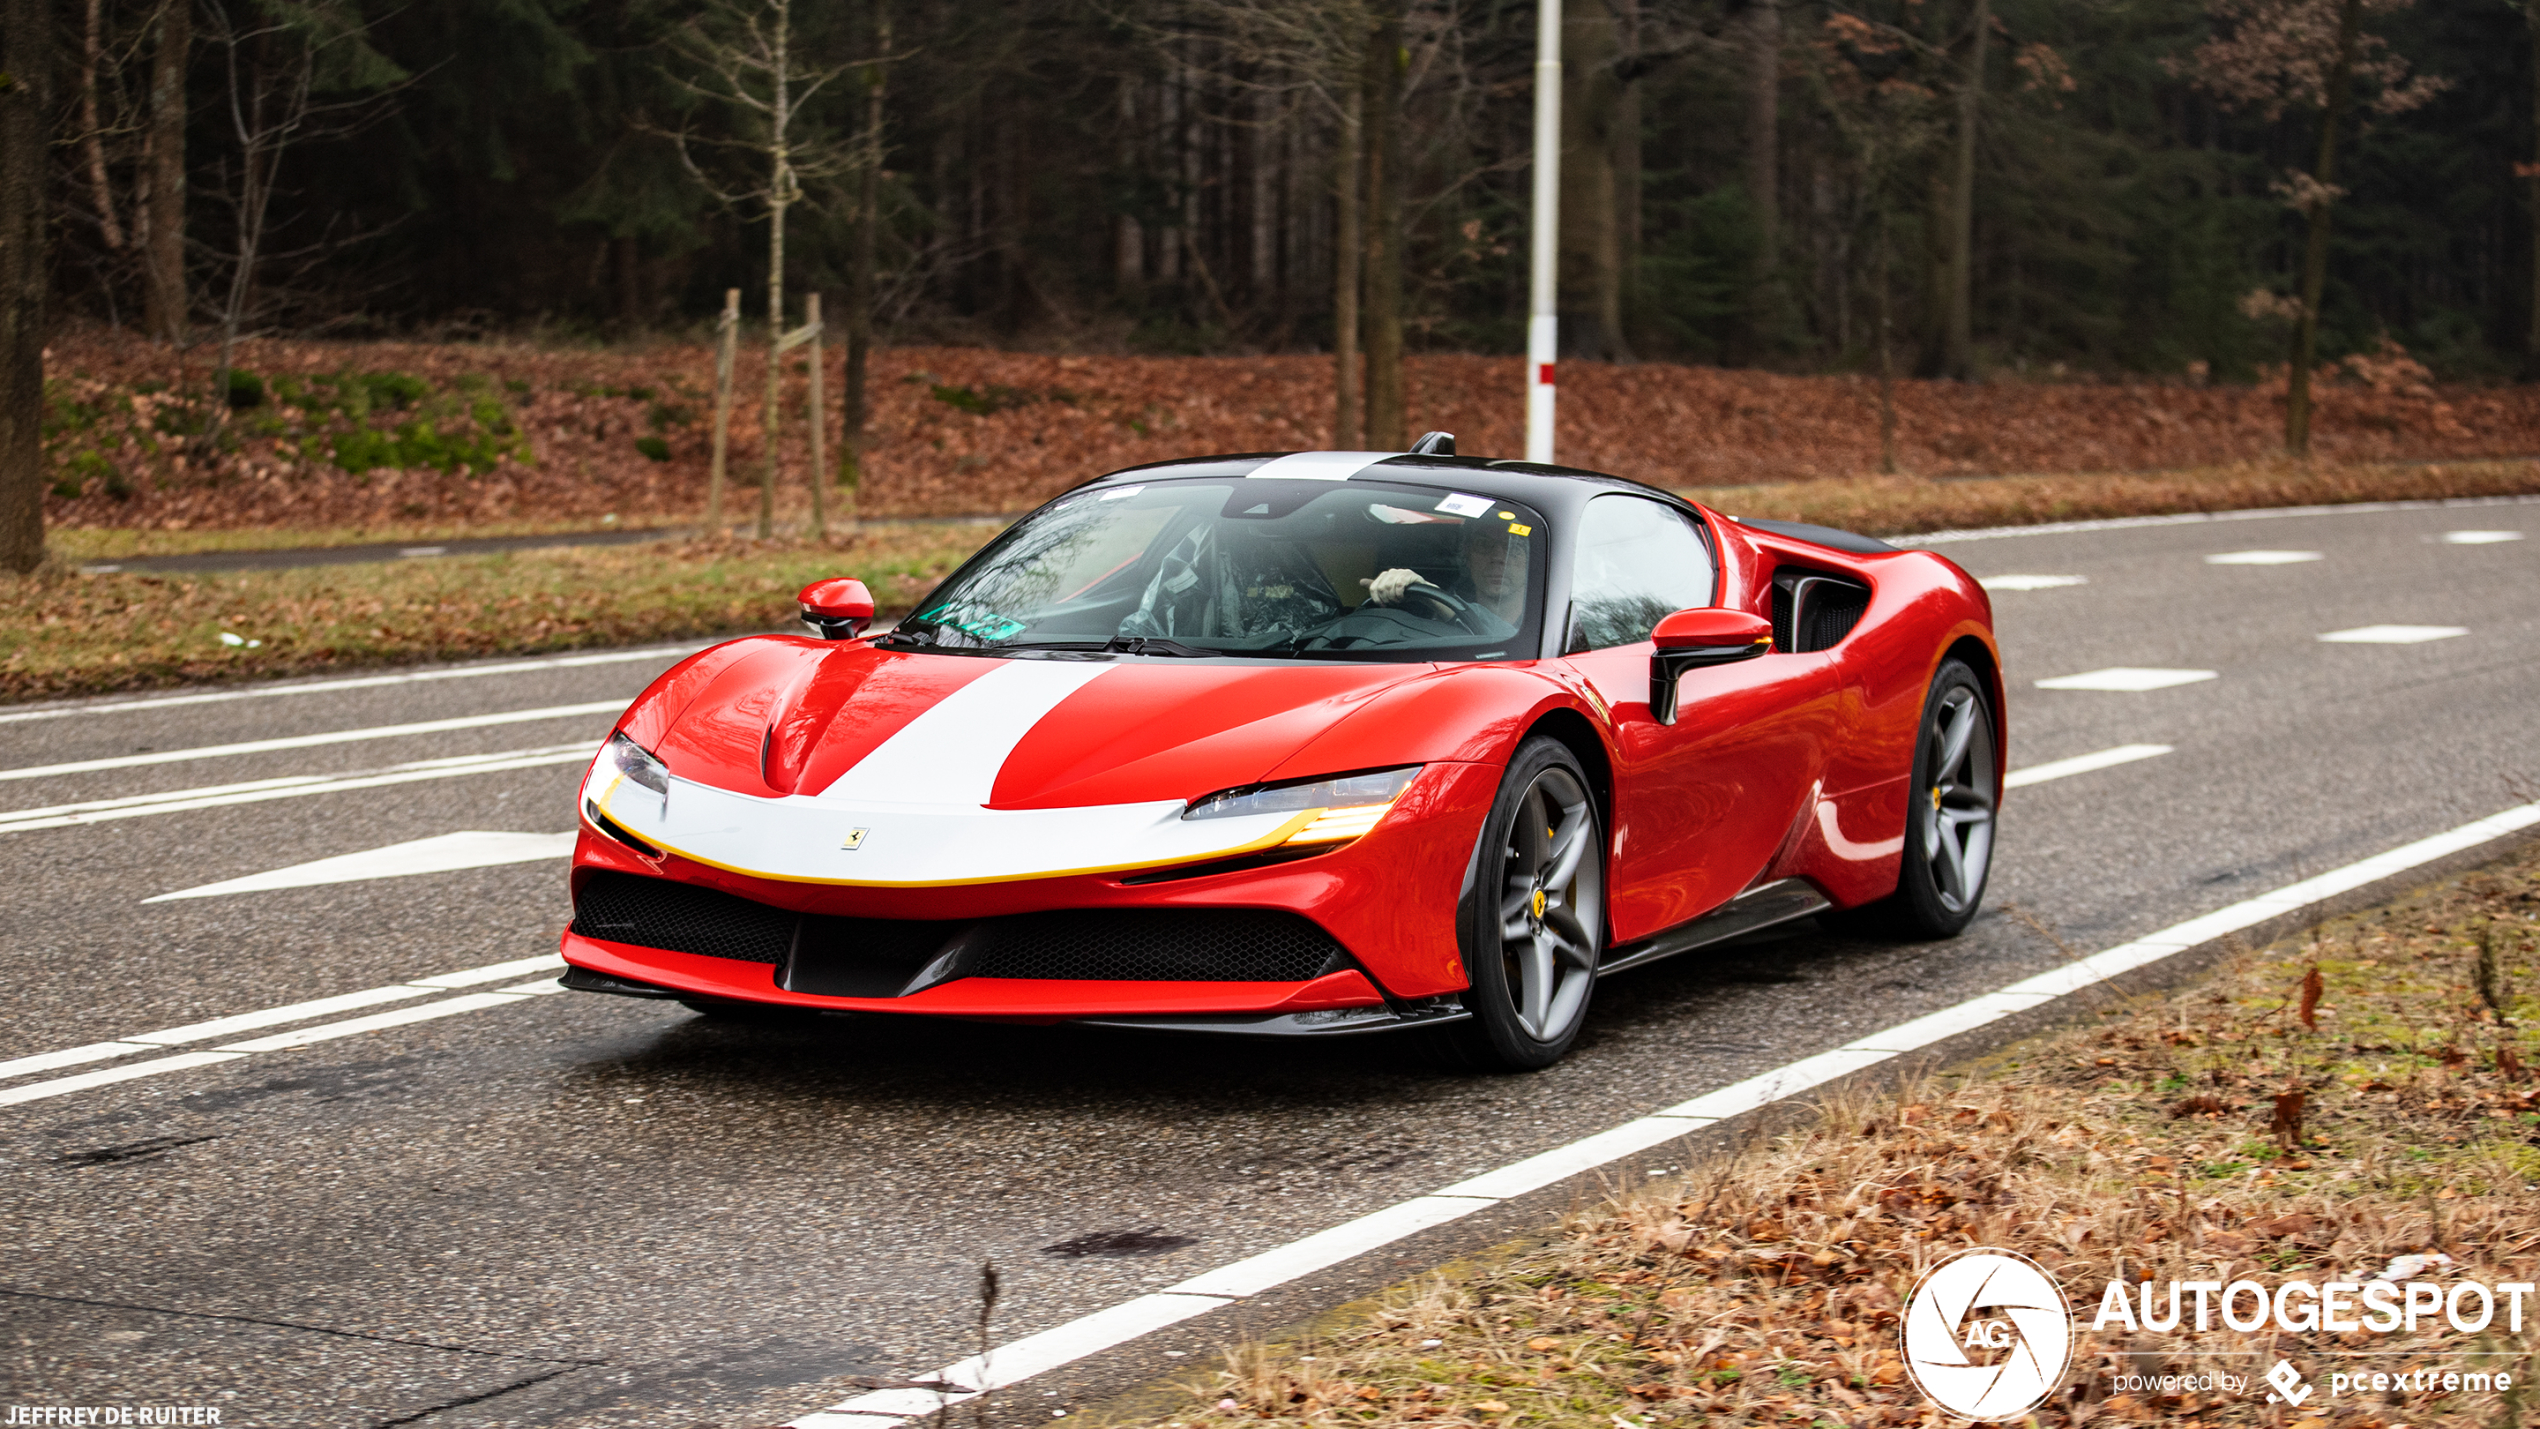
left=0, top=0, right=2535, bottom=564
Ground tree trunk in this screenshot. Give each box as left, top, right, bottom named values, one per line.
left=1877, top=204, right=1898, bottom=475
left=1, top=0, right=51, bottom=573
left=1115, top=77, right=1143, bottom=299
left=82, top=0, right=127, bottom=253
left=1361, top=9, right=1407, bottom=450
left=2286, top=0, right=2361, bottom=457
left=143, top=0, right=190, bottom=342
left=1939, top=0, right=1989, bottom=380
left=845, top=1, right=885, bottom=502
left=1745, top=0, right=1779, bottom=270
left=2525, top=0, right=2538, bottom=359
left=1332, top=85, right=1362, bottom=448
left=759, top=0, right=792, bottom=539
left=708, top=287, right=739, bottom=532
left=1559, top=0, right=1628, bottom=362
left=1613, top=5, right=1642, bottom=356
left=805, top=291, right=826, bottom=537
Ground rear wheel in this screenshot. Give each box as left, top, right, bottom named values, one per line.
left=1883, top=659, right=1999, bottom=938
left=1448, top=737, right=1606, bottom=1071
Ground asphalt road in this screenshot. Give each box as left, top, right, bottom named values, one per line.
left=3, top=497, right=2534, bottom=1429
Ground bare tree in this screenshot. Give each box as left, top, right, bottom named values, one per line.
left=1, top=0, right=49, bottom=572
left=1361, top=4, right=1407, bottom=448
left=200, top=0, right=406, bottom=409
left=2180, top=0, right=2443, bottom=455
left=1807, top=11, right=1947, bottom=473
left=665, top=0, right=861, bottom=537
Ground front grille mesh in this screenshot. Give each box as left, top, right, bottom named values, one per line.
left=572, top=873, right=1347, bottom=986
left=570, top=871, right=792, bottom=963
left=968, top=909, right=1343, bottom=982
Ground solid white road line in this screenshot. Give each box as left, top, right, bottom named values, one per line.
left=782, top=796, right=2540, bottom=1429
left=2442, top=530, right=2524, bottom=544
left=0, top=643, right=705, bottom=725
left=2318, top=625, right=2469, bottom=644
left=2003, top=744, right=2174, bottom=789
left=1912, top=493, right=2540, bottom=544
left=0, top=744, right=593, bottom=834
left=0, top=952, right=569, bottom=1084
left=2033, top=667, right=2218, bottom=693
left=0, top=700, right=625, bottom=783
left=146, top=830, right=578, bottom=901
left=1977, top=574, right=2087, bottom=591
left=2205, top=550, right=2323, bottom=565
left=0, top=967, right=568, bottom=1106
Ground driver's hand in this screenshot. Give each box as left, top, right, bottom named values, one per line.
left=1361, top=568, right=1432, bottom=606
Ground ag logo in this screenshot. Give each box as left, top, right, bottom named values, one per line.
left=1903, top=1248, right=2072, bottom=1421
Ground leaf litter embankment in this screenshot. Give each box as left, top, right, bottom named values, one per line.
left=1114, top=842, right=2540, bottom=1429
left=39, top=330, right=2540, bottom=532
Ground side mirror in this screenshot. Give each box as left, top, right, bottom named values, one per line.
left=798, top=577, right=875, bottom=640
left=1648, top=608, right=1772, bottom=725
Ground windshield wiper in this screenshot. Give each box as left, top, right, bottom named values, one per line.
left=994, top=636, right=1216, bottom=658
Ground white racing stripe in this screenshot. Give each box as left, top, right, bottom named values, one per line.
left=0, top=700, right=624, bottom=782
left=0, top=642, right=704, bottom=725
left=1244, top=451, right=1399, bottom=482
left=0, top=744, right=593, bottom=834
left=781, top=796, right=2540, bottom=1428
left=146, top=830, right=578, bottom=901
left=2003, top=744, right=2173, bottom=788
left=0, top=968, right=568, bottom=1106
left=819, top=661, right=1117, bottom=808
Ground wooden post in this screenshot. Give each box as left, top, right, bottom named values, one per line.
left=706, top=288, right=740, bottom=534
left=805, top=293, right=827, bottom=539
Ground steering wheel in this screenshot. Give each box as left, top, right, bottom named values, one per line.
left=1395, top=581, right=1473, bottom=623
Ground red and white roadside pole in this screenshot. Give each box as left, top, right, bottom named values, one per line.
left=1524, top=0, right=1561, bottom=465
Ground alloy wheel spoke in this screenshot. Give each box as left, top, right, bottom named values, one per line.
left=1519, top=939, right=1557, bottom=1034
left=1936, top=694, right=1976, bottom=782
left=1934, top=821, right=1969, bottom=904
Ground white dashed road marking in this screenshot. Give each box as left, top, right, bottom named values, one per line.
left=0, top=642, right=702, bottom=725
left=0, top=744, right=593, bottom=834
left=0, top=700, right=623, bottom=782
left=2317, top=625, right=2469, bottom=644
left=2204, top=550, right=2323, bottom=565
left=1978, top=574, right=2087, bottom=592
left=783, top=797, right=2540, bottom=1429
left=0, top=952, right=569, bottom=1090
left=2033, top=668, right=2219, bottom=693
left=2441, top=530, right=2523, bottom=545
left=2003, top=744, right=2174, bottom=788
left=145, top=830, right=579, bottom=902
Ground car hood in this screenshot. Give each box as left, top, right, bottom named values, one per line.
left=638, top=637, right=1430, bottom=811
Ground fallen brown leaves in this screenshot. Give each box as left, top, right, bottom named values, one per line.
left=1123, top=845, right=2540, bottom=1429
left=39, top=329, right=2540, bottom=533
left=0, top=522, right=1001, bottom=702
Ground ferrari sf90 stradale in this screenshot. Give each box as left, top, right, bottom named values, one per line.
left=560, top=439, right=2001, bottom=1068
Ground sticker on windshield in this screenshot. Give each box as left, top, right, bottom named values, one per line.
left=1434, top=493, right=1493, bottom=518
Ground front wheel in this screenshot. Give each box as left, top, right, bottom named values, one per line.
left=1448, top=737, right=1607, bottom=1071
left=1885, top=658, right=1999, bottom=938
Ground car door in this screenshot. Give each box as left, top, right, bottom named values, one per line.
left=1559, top=497, right=1843, bottom=942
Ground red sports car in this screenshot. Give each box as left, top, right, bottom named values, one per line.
left=560, top=441, right=2002, bottom=1069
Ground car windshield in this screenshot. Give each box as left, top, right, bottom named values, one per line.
left=892, top=478, right=1549, bottom=661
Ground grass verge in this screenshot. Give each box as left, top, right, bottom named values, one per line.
left=46, top=516, right=680, bottom=563
left=0, top=521, right=1004, bottom=702
left=1121, top=841, right=2540, bottom=1429
left=1678, top=457, right=2540, bottom=538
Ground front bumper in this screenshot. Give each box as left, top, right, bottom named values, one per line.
left=558, top=760, right=1502, bottom=1018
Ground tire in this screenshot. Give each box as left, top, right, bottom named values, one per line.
left=1858, top=658, right=1999, bottom=939
left=1446, top=736, right=1608, bottom=1071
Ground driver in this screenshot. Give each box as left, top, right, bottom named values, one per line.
left=1361, top=516, right=1528, bottom=626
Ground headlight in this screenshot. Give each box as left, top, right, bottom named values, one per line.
left=1183, top=766, right=1420, bottom=845
left=604, top=731, right=671, bottom=798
